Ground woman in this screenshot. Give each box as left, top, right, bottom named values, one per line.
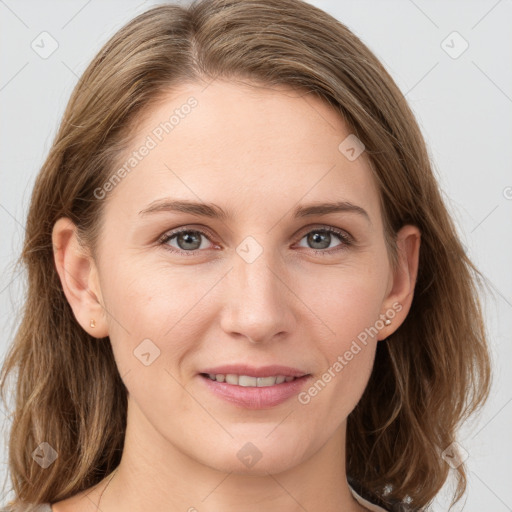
left=0, top=0, right=491, bottom=511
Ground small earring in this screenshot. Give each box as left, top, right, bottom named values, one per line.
left=384, top=318, right=391, bottom=326
left=90, top=319, right=96, bottom=328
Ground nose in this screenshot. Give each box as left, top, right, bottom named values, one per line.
left=219, top=248, right=298, bottom=344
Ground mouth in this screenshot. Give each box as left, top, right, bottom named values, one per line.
left=198, top=365, right=311, bottom=409
left=200, top=372, right=305, bottom=387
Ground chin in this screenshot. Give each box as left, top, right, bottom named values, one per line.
left=198, top=434, right=310, bottom=476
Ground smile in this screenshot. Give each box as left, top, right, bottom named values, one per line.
left=202, top=373, right=298, bottom=387
left=198, top=368, right=311, bottom=409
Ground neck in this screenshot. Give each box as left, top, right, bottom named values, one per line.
left=97, top=397, right=366, bottom=512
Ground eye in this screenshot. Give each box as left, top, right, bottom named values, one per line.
left=159, top=228, right=215, bottom=254
left=158, top=225, right=353, bottom=256
left=296, top=227, right=352, bottom=254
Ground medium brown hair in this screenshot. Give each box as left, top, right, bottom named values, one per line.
left=1, top=1, right=492, bottom=510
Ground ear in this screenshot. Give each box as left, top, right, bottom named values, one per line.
left=52, top=217, right=109, bottom=338
left=377, top=224, right=421, bottom=341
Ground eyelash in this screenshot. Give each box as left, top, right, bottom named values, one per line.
left=157, top=225, right=353, bottom=257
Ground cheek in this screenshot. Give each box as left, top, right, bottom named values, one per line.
left=297, top=299, right=378, bottom=434
left=295, top=263, right=386, bottom=413
left=102, top=256, right=208, bottom=333
left=302, top=261, right=388, bottom=343
left=298, top=345, right=376, bottom=440
left=101, top=263, right=219, bottom=377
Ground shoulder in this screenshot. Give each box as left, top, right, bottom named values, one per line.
left=349, top=485, right=391, bottom=512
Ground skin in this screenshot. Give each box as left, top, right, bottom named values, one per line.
left=51, top=79, right=420, bottom=512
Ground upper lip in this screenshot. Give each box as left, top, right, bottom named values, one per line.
left=200, top=364, right=309, bottom=378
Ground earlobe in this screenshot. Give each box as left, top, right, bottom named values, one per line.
left=52, top=218, right=109, bottom=338
left=378, top=224, right=421, bottom=340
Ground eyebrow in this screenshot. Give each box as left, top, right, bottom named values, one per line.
left=139, top=199, right=371, bottom=225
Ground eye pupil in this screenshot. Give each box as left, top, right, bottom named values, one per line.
left=177, top=231, right=202, bottom=250
left=308, top=231, right=331, bottom=249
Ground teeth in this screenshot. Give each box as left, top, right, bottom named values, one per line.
left=225, top=374, right=238, bottom=385
left=205, top=373, right=298, bottom=387
left=239, top=375, right=257, bottom=387
left=257, top=376, right=277, bottom=387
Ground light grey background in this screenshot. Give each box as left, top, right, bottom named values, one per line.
left=1, top=0, right=511, bottom=510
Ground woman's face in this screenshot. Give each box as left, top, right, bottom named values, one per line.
left=71, top=80, right=418, bottom=475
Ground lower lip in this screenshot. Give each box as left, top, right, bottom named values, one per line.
left=199, top=374, right=311, bottom=409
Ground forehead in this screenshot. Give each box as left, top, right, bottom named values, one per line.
left=103, top=79, right=381, bottom=225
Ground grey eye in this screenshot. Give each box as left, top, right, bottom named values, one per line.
left=169, top=231, right=206, bottom=251
left=298, top=230, right=343, bottom=250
